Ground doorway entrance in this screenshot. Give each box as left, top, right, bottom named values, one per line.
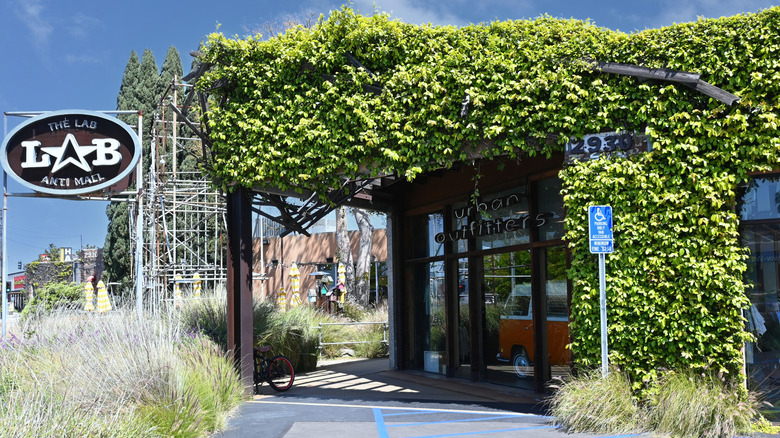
left=404, top=173, right=569, bottom=392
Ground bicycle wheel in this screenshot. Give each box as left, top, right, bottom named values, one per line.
left=267, top=355, right=295, bottom=392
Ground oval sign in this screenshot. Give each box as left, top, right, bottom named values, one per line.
left=0, top=110, right=140, bottom=196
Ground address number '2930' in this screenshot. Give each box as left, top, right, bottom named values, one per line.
left=566, top=132, right=634, bottom=154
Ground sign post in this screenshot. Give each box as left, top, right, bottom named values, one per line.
left=589, top=205, right=613, bottom=377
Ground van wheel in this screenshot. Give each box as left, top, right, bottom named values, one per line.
left=512, top=349, right=531, bottom=378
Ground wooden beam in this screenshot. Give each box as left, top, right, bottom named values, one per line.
left=685, top=80, right=741, bottom=106
left=596, top=61, right=700, bottom=85
left=594, top=60, right=740, bottom=106
left=226, top=187, right=254, bottom=396
left=167, top=103, right=212, bottom=148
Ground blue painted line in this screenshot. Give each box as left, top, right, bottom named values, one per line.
left=389, top=415, right=524, bottom=428
left=374, top=408, right=389, bottom=438
left=383, top=410, right=444, bottom=417
left=406, top=425, right=557, bottom=438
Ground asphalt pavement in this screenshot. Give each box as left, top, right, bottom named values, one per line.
left=216, top=358, right=649, bottom=438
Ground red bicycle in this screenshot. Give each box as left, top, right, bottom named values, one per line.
left=253, top=346, right=295, bottom=393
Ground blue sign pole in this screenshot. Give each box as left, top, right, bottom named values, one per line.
left=589, top=206, right=613, bottom=377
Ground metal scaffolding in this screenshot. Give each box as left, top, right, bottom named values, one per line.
left=139, top=79, right=227, bottom=310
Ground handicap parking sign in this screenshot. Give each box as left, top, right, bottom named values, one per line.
left=589, top=206, right=613, bottom=254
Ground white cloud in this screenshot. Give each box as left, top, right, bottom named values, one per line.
left=348, top=0, right=537, bottom=27
left=352, top=0, right=466, bottom=26
left=651, top=0, right=776, bottom=28
left=67, top=13, right=103, bottom=39
left=13, top=0, right=54, bottom=50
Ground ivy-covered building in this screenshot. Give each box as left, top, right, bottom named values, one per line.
left=194, top=7, right=780, bottom=400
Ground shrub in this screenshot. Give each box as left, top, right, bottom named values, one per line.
left=180, top=292, right=327, bottom=372
left=181, top=291, right=389, bottom=369
left=20, top=281, right=83, bottom=317
left=178, top=291, right=276, bottom=351
left=351, top=305, right=389, bottom=358
left=0, top=305, right=244, bottom=437
left=647, top=371, right=757, bottom=438
left=548, top=368, right=764, bottom=438
left=548, top=369, right=644, bottom=434
left=137, top=338, right=244, bottom=436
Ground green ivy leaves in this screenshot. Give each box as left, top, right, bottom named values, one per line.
left=198, top=6, right=780, bottom=388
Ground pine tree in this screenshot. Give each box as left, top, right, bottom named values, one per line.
left=104, top=51, right=142, bottom=289
left=116, top=51, right=141, bottom=123
left=160, top=46, right=183, bottom=96
left=103, top=202, right=132, bottom=288
left=138, top=49, right=160, bottom=172
left=104, top=49, right=186, bottom=290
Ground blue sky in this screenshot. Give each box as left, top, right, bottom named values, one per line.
left=0, top=0, right=777, bottom=270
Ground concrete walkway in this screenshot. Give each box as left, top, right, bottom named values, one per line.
left=218, top=358, right=635, bottom=438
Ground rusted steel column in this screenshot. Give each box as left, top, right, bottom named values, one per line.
left=226, top=186, right=254, bottom=394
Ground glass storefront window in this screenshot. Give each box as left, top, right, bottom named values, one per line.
left=409, top=212, right=445, bottom=258
left=412, top=261, right=447, bottom=375
left=537, top=177, right=565, bottom=241
left=740, top=174, right=780, bottom=420
left=476, top=188, right=531, bottom=249
left=457, top=258, right=471, bottom=379
left=450, top=189, right=532, bottom=252
left=405, top=171, right=567, bottom=389
left=743, top=223, right=780, bottom=415
left=741, top=177, right=780, bottom=221
left=446, top=177, right=564, bottom=252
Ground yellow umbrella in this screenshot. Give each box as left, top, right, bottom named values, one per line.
left=277, top=287, right=287, bottom=312
left=174, top=275, right=183, bottom=308
left=96, top=281, right=112, bottom=313
left=193, top=273, right=202, bottom=298
left=83, top=282, right=95, bottom=312
left=289, top=263, right=302, bottom=308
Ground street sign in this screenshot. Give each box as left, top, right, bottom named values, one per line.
left=588, top=205, right=614, bottom=377
left=589, top=205, right=613, bottom=254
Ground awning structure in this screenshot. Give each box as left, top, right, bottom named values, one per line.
left=177, top=53, right=399, bottom=237
left=249, top=175, right=397, bottom=237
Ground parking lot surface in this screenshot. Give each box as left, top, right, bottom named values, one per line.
left=217, top=358, right=653, bottom=438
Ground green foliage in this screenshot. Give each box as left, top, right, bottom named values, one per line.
left=20, top=281, right=82, bottom=317
left=138, top=338, right=244, bottom=437
left=178, top=292, right=276, bottom=352
left=647, top=371, right=756, bottom=438
left=103, top=201, right=131, bottom=287
left=549, top=369, right=762, bottom=437
left=180, top=292, right=388, bottom=367
left=0, top=307, right=242, bottom=437
left=197, top=7, right=780, bottom=388
left=257, top=304, right=325, bottom=372
left=326, top=304, right=389, bottom=358
left=548, top=370, right=643, bottom=434
left=180, top=293, right=326, bottom=372
left=25, top=258, right=74, bottom=288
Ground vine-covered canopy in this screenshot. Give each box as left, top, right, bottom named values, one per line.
left=198, top=7, right=780, bottom=387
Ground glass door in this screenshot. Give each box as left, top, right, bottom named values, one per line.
left=545, top=246, right=570, bottom=381
left=456, top=258, right=471, bottom=378
left=483, top=250, right=534, bottom=390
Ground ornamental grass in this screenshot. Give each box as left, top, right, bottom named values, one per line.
left=548, top=368, right=764, bottom=438
left=0, top=303, right=244, bottom=437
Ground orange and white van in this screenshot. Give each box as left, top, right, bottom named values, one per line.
left=497, top=281, right=569, bottom=377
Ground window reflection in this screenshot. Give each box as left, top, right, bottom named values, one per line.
left=741, top=176, right=780, bottom=221
left=537, top=178, right=565, bottom=241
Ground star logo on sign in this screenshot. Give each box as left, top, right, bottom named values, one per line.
left=41, top=133, right=97, bottom=173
